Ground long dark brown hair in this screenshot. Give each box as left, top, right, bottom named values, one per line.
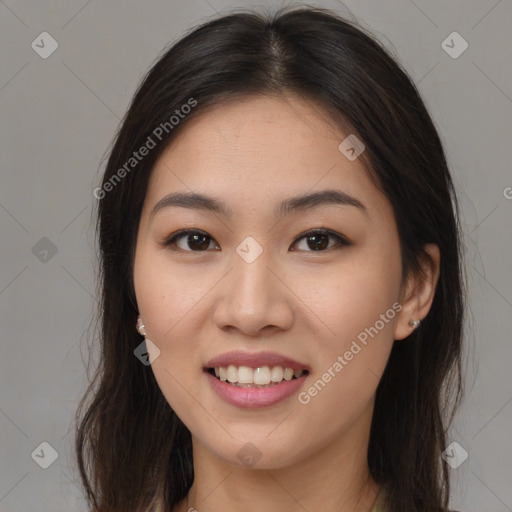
left=76, top=6, right=467, bottom=512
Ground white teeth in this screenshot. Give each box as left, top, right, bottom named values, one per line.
left=238, top=366, right=254, bottom=384
left=254, top=366, right=271, bottom=385
left=226, top=364, right=238, bottom=383
left=271, top=366, right=284, bottom=382
left=227, top=365, right=238, bottom=383
left=211, top=365, right=305, bottom=386
left=283, top=368, right=294, bottom=381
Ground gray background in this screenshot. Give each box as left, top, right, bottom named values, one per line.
left=1, top=0, right=511, bottom=510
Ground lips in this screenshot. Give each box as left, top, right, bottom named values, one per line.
left=204, top=350, right=310, bottom=372
left=205, top=369, right=308, bottom=408
left=203, top=351, right=310, bottom=407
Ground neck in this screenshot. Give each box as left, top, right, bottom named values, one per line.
left=181, top=402, right=381, bottom=512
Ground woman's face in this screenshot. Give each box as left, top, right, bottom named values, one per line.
left=134, top=93, right=416, bottom=469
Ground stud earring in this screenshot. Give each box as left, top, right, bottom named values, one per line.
left=136, top=315, right=146, bottom=336
left=409, top=319, right=421, bottom=329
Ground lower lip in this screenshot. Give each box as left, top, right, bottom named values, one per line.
left=205, top=370, right=308, bottom=408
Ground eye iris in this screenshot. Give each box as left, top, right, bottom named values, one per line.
left=188, top=233, right=209, bottom=250
left=307, top=233, right=329, bottom=251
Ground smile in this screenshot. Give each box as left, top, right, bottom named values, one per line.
left=204, top=366, right=309, bottom=408
left=207, top=365, right=308, bottom=388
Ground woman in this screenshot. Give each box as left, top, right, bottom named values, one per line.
left=76, top=6, right=466, bottom=512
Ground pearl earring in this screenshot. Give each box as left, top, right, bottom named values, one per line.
left=136, top=315, right=146, bottom=336
left=409, top=319, right=421, bottom=329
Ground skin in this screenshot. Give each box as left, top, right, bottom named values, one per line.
left=133, top=93, right=440, bottom=512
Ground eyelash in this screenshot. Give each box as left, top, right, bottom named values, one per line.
left=161, top=228, right=351, bottom=253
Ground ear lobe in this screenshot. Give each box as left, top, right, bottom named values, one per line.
left=394, top=243, right=441, bottom=340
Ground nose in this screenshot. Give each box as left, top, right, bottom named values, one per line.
left=211, top=244, right=294, bottom=337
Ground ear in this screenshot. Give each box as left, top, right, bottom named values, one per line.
left=394, top=243, right=441, bottom=340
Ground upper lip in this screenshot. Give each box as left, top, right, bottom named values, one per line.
left=205, top=351, right=310, bottom=371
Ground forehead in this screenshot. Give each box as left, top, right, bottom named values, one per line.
left=143, top=94, right=390, bottom=222
left=155, top=93, right=350, bottom=170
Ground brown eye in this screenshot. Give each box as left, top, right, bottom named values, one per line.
left=163, top=230, right=219, bottom=252
left=291, top=229, right=350, bottom=252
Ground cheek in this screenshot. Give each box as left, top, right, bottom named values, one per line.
left=292, top=272, right=399, bottom=443
left=134, top=249, right=210, bottom=341
left=133, top=249, right=214, bottom=406
left=300, top=255, right=400, bottom=338
left=296, top=248, right=401, bottom=389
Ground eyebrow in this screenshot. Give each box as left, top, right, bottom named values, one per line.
left=150, top=189, right=368, bottom=220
